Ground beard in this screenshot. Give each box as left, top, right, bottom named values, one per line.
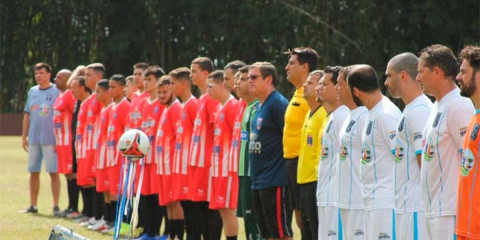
left=460, top=74, right=476, bottom=98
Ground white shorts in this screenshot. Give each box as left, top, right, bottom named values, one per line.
left=425, top=216, right=456, bottom=240
left=340, top=208, right=366, bottom=240
left=28, top=144, right=58, bottom=173
left=318, top=206, right=341, bottom=240
left=364, top=209, right=394, bottom=240
left=396, top=211, right=427, bottom=240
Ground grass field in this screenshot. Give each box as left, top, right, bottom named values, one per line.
left=0, top=136, right=300, bottom=239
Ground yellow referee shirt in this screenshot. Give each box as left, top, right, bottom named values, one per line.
left=283, top=87, right=310, bottom=159
left=297, top=106, right=327, bottom=184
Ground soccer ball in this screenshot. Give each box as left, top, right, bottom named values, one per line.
left=117, top=129, right=150, bottom=160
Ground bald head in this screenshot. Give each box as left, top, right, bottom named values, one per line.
left=387, top=52, right=418, bottom=80
left=55, top=69, right=72, bottom=91
left=347, top=64, right=380, bottom=93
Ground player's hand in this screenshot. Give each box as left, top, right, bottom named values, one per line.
left=22, top=137, right=28, bottom=152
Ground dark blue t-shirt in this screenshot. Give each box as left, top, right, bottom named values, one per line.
left=249, top=90, right=288, bottom=189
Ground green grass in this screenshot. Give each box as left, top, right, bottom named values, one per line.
left=0, top=136, right=301, bottom=239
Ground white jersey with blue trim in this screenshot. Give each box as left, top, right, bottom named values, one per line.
left=336, top=106, right=368, bottom=210
left=421, top=88, right=474, bottom=217
left=394, top=94, right=433, bottom=213
left=316, top=105, right=349, bottom=207
left=361, top=96, right=402, bottom=210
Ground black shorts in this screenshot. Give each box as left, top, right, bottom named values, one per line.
left=252, top=186, right=293, bottom=239
left=299, top=181, right=319, bottom=239
left=286, top=158, right=300, bottom=210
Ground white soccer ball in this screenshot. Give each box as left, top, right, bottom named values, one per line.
left=117, top=129, right=150, bottom=160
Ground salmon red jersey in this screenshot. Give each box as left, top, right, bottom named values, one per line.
left=228, top=99, right=246, bottom=174
left=94, top=104, right=113, bottom=170
left=53, top=90, right=76, bottom=146
left=128, top=91, right=149, bottom=130
left=173, top=97, right=198, bottom=175
left=156, top=100, right=182, bottom=175
left=140, top=98, right=165, bottom=164
left=106, top=98, right=131, bottom=167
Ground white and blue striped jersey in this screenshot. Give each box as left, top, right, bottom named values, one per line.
left=361, top=96, right=402, bottom=210
left=421, top=88, right=474, bottom=217
left=336, top=106, right=369, bottom=210
left=316, top=105, right=349, bottom=207
left=394, top=95, right=432, bottom=214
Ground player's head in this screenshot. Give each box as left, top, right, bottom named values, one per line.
left=143, top=65, right=165, bottom=94
left=95, top=79, right=111, bottom=104
left=319, top=66, right=341, bottom=104
left=457, top=45, right=480, bottom=98
left=336, top=65, right=357, bottom=106
left=169, top=67, right=192, bottom=98
left=385, top=52, right=419, bottom=99
left=54, top=69, right=72, bottom=91
left=124, top=75, right=136, bottom=101
left=235, top=65, right=251, bottom=100
left=190, top=57, right=214, bottom=86
left=85, top=63, right=105, bottom=90
left=347, top=64, right=380, bottom=106
left=34, top=62, right=52, bottom=86
left=417, top=44, right=458, bottom=97
left=157, top=75, right=173, bottom=105
left=109, top=74, right=126, bottom=101
left=207, top=70, right=228, bottom=101
left=133, top=62, right=149, bottom=90
left=224, top=60, right=246, bottom=93
left=71, top=76, right=91, bottom=100
left=248, top=62, right=278, bottom=98
left=285, top=47, right=319, bottom=85
left=304, top=70, right=323, bottom=103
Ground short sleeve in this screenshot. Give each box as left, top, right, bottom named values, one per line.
left=447, top=98, right=475, bottom=151
left=24, top=88, right=33, bottom=113
left=406, top=105, right=431, bottom=155
left=381, top=113, right=401, bottom=152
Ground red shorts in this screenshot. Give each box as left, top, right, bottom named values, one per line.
left=135, top=163, right=154, bottom=195
left=149, top=162, right=160, bottom=194
left=56, top=145, right=73, bottom=174
left=108, top=163, right=122, bottom=196
left=209, top=174, right=239, bottom=209
left=158, top=174, right=175, bottom=206
left=77, top=158, right=94, bottom=186
left=86, top=150, right=96, bottom=179
left=95, top=168, right=109, bottom=192
left=188, top=166, right=211, bottom=202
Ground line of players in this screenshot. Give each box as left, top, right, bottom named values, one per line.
left=50, top=43, right=480, bottom=240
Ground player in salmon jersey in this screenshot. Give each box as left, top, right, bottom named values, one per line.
left=137, top=66, right=166, bottom=239
left=170, top=67, right=198, bottom=240
left=416, top=45, right=475, bottom=240
left=206, top=70, right=240, bottom=240
left=223, top=60, right=246, bottom=97
left=189, top=57, right=223, bottom=240
left=128, top=63, right=150, bottom=130
left=456, top=45, right=480, bottom=240
left=335, top=66, right=368, bottom=240
left=154, top=76, right=183, bottom=240
left=89, top=79, right=114, bottom=231
left=349, top=65, right=402, bottom=240
left=385, top=53, right=431, bottom=240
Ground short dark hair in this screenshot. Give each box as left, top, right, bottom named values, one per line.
left=169, top=67, right=191, bottom=81
left=86, top=63, right=105, bottom=77
left=144, top=65, right=165, bottom=79
left=224, top=60, right=246, bottom=73
left=249, top=62, right=279, bottom=86
left=110, top=74, right=126, bottom=86
left=97, top=79, right=109, bottom=90
left=133, top=62, right=149, bottom=70
left=347, top=64, right=380, bottom=93
left=285, top=47, right=319, bottom=72
left=459, top=45, right=480, bottom=72
left=239, top=65, right=250, bottom=74
left=192, top=57, right=214, bottom=73
left=34, top=62, right=52, bottom=73
left=339, top=65, right=358, bottom=79
left=324, top=66, right=342, bottom=85
left=157, top=75, right=171, bottom=87
left=208, top=70, right=225, bottom=84
left=77, top=76, right=91, bottom=93
left=419, top=44, right=459, bottom=78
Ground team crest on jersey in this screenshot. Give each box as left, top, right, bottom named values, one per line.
left=194, top=118, right=201, bottom=126
left=241, top=130, right=248, bottom=141
left=158, top=130, right=163, bottom=137
left=339, top=145, right=348, bottom=161
left=177, top=127, right=183, bottom=134
left=182, top=112, right=186, bottom=120
left=461, top=148, right=475, bottom=176
left=471, top=124, right=480, bottom=141
left=326, top=121, right=333, bottom=133
left=423, top=137, right=435, bottom=162
left=219, top=113, right=224, bottom=122
left=256, top=118, right=263, bottom=130
left=214, top=127, right=221, bottom=136
left=321, top=146, right=329, bottom=160
left=46, top=94, right=53, bottom=101
left=432, top=112, right=442, bottom=128
left=460, top=127, right=468, bottom=137
left=361, top=147, right=372, bottom=164
left=307, top=134, right=313, bottom=147
left=346, top=120, right=355, bottom=133
left=366, top=121, right=373, bottom=135
left=398, top=117, right=405, bottom=132
left=154, top=106, right=159, bottom=114
left=394, top=144, right=404, bottom=163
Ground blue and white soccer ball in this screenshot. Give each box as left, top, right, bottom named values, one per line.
left=117, top=129, right=150, bottom=160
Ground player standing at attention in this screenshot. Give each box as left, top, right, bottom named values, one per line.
left=316, top=66, right=349, bottom=240
left=384, top=52, right=431, bottom=240
left=170, top=67, right=198, bottom=240
left=335, top=66, right=367, bottom=239
left=248, top=62, right=292, bottom=240
left=348, top=65, right=402, bottom=240
left=283, top=47, right=319, bottom=239
left=125, top=75, right=137, bottom=102
left=207, top=70, right=240, bottom=240
left=417, top=44, right=474, bottom=240
left=189, top=57, right=222, bottom=240
left=223, top=60, right=246, bottom=97
left=155, top=76, right=183, bottom=239
left=456, top=45, right=480, bottom=240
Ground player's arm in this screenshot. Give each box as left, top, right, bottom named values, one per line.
left=22, top=113, right=29, bottom=152
left=408, top=106, right=432, bottom=169
left=416, top=154, right=422, bottom=168
left=447, top=100, right=474, bottom=152
left=381, top=113, right=401, bottom=154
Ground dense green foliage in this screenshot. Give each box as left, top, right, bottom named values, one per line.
left=1, top=0, right=479, bottom=112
